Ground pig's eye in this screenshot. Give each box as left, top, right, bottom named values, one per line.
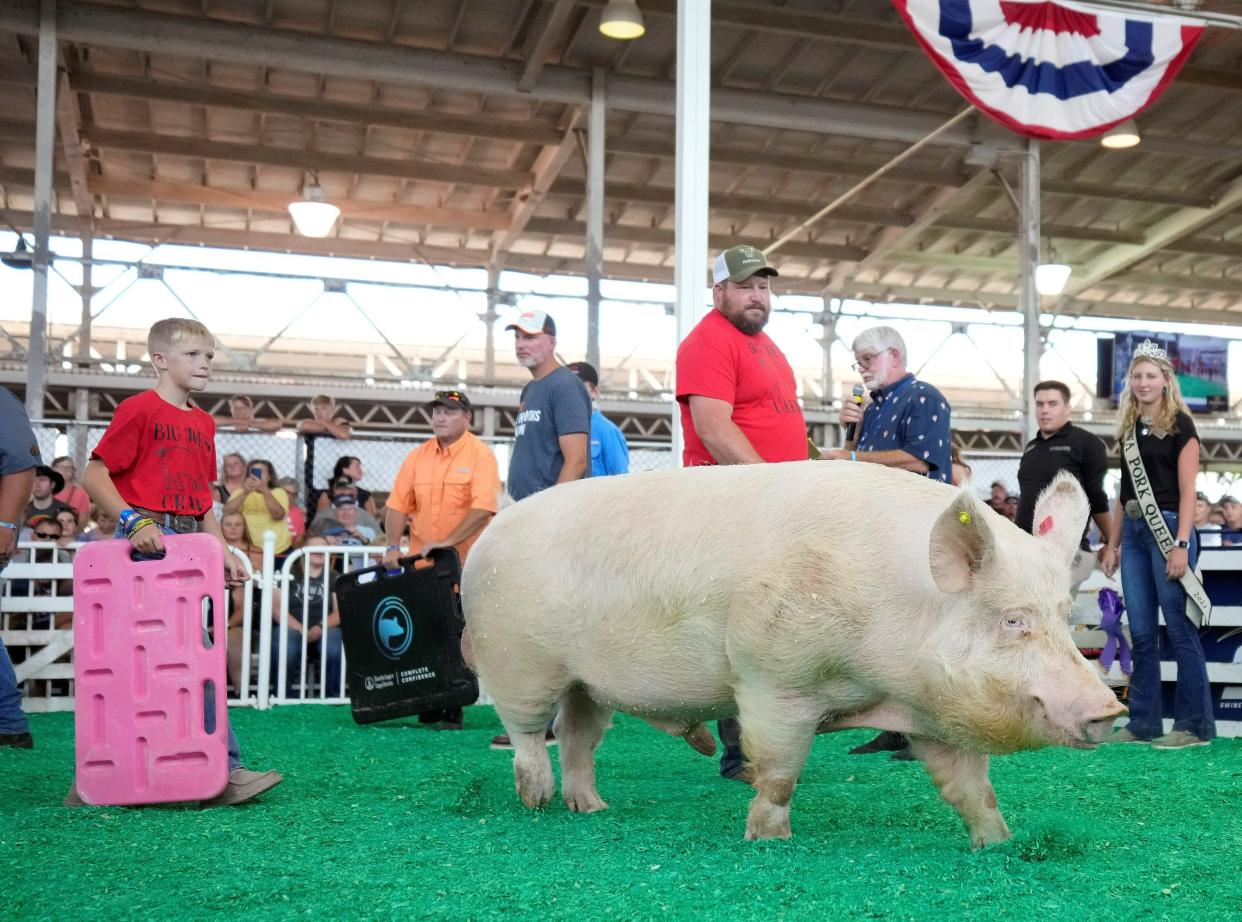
left=1001, top=612, right=1031, bottom=634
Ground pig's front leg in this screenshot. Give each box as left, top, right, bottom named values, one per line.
left=738, top=695, right=820, bottom=841
left=907, top=737, right=1011, bottom=849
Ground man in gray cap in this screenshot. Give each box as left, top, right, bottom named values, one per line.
left=675, top=245, right=808, bottom=781
left=505, top=310, right=591, bottom=502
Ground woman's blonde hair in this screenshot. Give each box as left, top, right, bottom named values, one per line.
left=1116, top=345, right=1187, bottom=439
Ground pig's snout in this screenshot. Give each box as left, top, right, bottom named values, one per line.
left=1080, top=700, right=1127, bottom=746
left=1031, top=691, right=1127, bottom=749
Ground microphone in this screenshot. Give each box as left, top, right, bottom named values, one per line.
left=844, top=384, right=865, bottom=444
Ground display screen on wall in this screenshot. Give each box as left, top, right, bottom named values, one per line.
left=1110, top=332, right=1229, bottom=412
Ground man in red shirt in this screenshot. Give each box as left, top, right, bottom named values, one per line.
left=676, top=244, right=808, bottom=780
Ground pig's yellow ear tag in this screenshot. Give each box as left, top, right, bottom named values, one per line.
left=957, top=511, right=972, bottom=525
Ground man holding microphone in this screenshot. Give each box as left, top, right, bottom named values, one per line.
left=823, top=325, right=952, bottom=758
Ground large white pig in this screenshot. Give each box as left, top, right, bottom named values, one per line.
left=461, top=461, right=1124, bottom=848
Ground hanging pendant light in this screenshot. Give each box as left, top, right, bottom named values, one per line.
left=600, top=0, right=645, bottom=39
left=1035, top=263, right=1072, bottom=296
left=288, top=179, right=340, bottom=237
left=1100, top=119, right=1140, bottom=149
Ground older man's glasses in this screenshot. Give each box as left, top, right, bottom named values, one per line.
left=851, top=351, right=888, bottom=372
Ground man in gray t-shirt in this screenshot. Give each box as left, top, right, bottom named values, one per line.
left=505, top=310, right=590, bottom=502
left=1, top=386, right=39, bottom=747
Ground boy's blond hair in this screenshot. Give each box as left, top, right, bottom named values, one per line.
left=147, top=318, right=214, bottom=356
left=311, top=394, right=335, bottom=407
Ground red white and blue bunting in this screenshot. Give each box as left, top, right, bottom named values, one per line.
left=891, top=0, right=1204, bottom=139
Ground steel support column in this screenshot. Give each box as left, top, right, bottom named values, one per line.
left=585, top=68, right=605, bottom=372
left=72, top=233, right=92, bottom=472
left=672, top=0, right=711, bottom=465
left=1018, top=138, right=1042, bottom=444
left=484, top=263, right=499, bottom=383
left=26, top=0, right=55, bottom=420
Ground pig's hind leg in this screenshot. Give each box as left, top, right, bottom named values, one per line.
left=554, top=684, right=611, bottom=813
left=907, top=737, right=1011, bottom=849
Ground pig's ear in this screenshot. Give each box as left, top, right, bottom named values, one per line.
left=1031, top=471, right=1089, bottom=568
left=929, top=492, right=995, bottom=594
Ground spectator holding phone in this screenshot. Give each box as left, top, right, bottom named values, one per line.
left=222, top=459, right=292, bottom=563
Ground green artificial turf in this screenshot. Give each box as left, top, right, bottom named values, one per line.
left=3, top=707, right=1240, bottom=920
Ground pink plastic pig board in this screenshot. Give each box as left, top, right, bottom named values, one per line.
left=73, top=534, right=229, bottom=805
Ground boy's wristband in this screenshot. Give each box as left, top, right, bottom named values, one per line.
left=386, top=545, right=401, bottom=552
left=125, top=516, right=157, bottom=539
left=0, top=520, right=16, bottom=530
left=118, top=508, right=139, bottom=526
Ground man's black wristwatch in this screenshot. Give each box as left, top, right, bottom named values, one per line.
left=1174, top=539, right=1190, bottom=549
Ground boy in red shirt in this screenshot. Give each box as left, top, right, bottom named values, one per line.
left=70, top=318, right=282, bottom=807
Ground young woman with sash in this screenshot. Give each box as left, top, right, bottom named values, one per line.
left=1100, top=341, right=1214, bottom=748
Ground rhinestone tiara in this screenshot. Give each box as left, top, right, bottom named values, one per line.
left=1132, top=339, right=1169, bottom=363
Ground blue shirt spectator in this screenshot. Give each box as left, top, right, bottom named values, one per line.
left=856, top=373, right=953, bottom=485
left=568, top=361, right=630, bottom=477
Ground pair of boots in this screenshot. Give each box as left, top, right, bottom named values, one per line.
left=848, top=730, right=915, bottom=760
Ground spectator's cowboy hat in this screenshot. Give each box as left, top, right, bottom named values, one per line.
left=35, top=464, right=65, bottom=494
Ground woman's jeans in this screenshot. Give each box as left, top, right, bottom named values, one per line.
left=1120, top=513, right=1216, bottom=741
left=119, top=523, right=243, bottom=770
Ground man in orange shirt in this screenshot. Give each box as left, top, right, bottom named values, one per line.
left=382, top=389, right=501, bottom=730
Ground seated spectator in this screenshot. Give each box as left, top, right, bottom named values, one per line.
left=1221, top=495, right=1242, bottom=545
left=271, top=550, right=343, bottom=698
left=222, top=459, right=292, bottom=563
left=51, top=456, right=90, bottom=530
left=319, top=495, right=379, bottom=571
left=1001, top=494, right=1019, bottom=522
left=221, top=510, right=265, bottom=693
left=950, top=444, right=971, bottom=487
left=216, top=394, right=281, bottom=433
left=214, top=452, right=247, bottom=506
left=1195, top=491, right=1222, bottom=548
left=54, top=508, right=81, bottom=545
left=987, top=480, right=1008, bottom=513
left=1210, top=506, right=1227, bottom=527
left=296, top=394, right=353, bottom=440
left=79, top=505, right=118, bottom=542
left=315, top=456, right=378, bottom=517
left=308, top=477, right=381, bottom=536
left=278, top=477, right=307, bottom=547
left=22, top=515, right=73, bottom=620
left=25, top=465, right=73, bottom=526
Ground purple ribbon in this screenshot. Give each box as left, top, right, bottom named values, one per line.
left=1097, top=588, right=1132, bottom=676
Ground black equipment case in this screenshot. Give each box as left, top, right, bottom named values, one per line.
left=334, top=548, right=478, bottom=724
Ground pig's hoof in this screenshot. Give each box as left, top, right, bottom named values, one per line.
left=968, top=820, right=1012, bottom=850
left=514, top=765, right=554, bottom=809
left=564, top=789, right=609, bottom=813
left=744, top=801, right=791, bottom=841
left=684, top=725, right=717, bottom=757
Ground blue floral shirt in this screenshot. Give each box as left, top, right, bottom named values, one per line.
left=856, top=373, right=952, bottom=484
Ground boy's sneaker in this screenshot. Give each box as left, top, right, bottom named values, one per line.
left=1106, top=728, right=1148, bottom=744
left=490, top=729, right=556, bottom=750
left=199, top=768, right=283, bottom=807
left=1151, top=730, right=1210, bottom=750
left=0, top=731, right=33, bottom=749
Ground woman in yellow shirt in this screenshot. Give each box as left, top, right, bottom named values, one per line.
left=222, top=458, right=292, bottom=559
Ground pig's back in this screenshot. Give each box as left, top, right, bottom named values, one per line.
left=463, top=460, right=955, bottom=638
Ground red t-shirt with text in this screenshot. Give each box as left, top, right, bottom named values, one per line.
left=676, top=309, right=807, bottom=466
left=92, top=390, right=218, bottom=516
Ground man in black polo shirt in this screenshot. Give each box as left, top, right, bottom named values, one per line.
left=1016, top=381, right=1111, bottom=591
